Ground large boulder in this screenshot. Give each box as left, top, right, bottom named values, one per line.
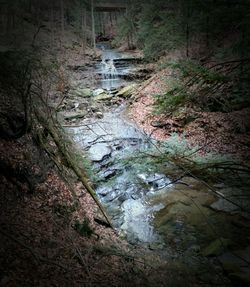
left=70, top=88, right=92, bottom=98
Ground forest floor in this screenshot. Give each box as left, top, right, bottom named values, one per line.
left=128, top=67, right=250, bottom=159
left=0, top=46, right=192, bottom=287
left=0, top=135, right=165, bottom=287
left=0, top=46, right=152, bottom=286
left=1, top=134, right=211, bottom=287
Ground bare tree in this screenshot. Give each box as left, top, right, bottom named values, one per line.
left=50, top=2, right=55, bottom=47
left=81, top=6, right=87, bottom=53
left=91, top=0, right=96, bottom=49
left=61, top=0, right=65, bottom=39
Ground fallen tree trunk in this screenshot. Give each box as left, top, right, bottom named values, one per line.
left=33, top=103, right=113, bottom=228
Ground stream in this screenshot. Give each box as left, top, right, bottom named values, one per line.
left=69, top=104, right=169, bottom=244
left=68, top=44, right=169, bottom=243
left=61, top=44, right=250, bottom=283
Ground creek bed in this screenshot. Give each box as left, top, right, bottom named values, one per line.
left=67, top=105, right=171, bottom=244
left=62, top=45, right=250, bottom=285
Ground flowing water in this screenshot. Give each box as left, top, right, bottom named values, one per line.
left=67, top=44, right=250, bottom=256
left=66, top=45, right=171, bottom=243
left=96, top=44, right=134, bottom=90
left=69, top=105, right=170, bottom=244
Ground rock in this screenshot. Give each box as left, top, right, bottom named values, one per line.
left=104, top=191, right=119, bottom=202
left=70, top=80, right=82, bottom=88
left=88, top=143, right=111, bottom=161
left=93, top=88, right=105, bottom=96
left=137, top=173, right=148, bottom=183
left=137, top=173, right=170, bottom=190
left=110, top=88, right=118, bottom=94
left=101, top=169, right=117, bottom=179
left=147, top=173, right=170, bottom=189
left=210, top=198, right=240, bottom=213
left=131, top=194, right=140, bottom=200
left=148, top=242, right=165, bottom=250
left=96, top=111, right=104, bottom=118
left=116, top=84, right=137, bottom=98
left=66, top=102, right=75, bottom=110
left=64, top=111, right=87, bottom=121
left=90, top=105, right=100, bottom=112
left=94, top=93, right=113, bottom=101
left=96, top=186, right=113, bottom=196
left=117, top=193, right=130, bottom=203
left=113, top=217, right=125, bottom=228
left=78, top=102, right=88, bottom=110
left=70, top=88, right=92, bottom=98
left=202, top=238, right=232, bottom=257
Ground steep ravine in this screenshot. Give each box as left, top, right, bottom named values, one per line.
left=58, top=44, right=250, bottom=286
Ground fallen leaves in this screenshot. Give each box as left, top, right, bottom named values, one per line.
left=0, top=133, right=141, bottom=286
left=129, top=72, right=250, bottom=159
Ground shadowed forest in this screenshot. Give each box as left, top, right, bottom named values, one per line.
left=0, top=1, right=250, bottom=286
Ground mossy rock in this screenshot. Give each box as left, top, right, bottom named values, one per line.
left=64, top=111, right=87, bottom=120
left=116, top=84, right=137, bottom=98
left=202, top=238, right=232, bottom=257
left=94, top=93, right=113, bottom=101
left=72, top=88, right=92, bottom=98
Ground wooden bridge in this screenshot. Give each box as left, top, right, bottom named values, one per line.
left=94, top=0, right=127, bottom=12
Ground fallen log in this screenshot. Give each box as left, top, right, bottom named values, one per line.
left=33, top=103, right=113, bottom=229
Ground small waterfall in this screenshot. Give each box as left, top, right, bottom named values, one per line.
left=99, top=50, right=120, bottom=90
left=101, top=58, right=118, bottom=80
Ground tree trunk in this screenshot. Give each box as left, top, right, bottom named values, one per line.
left=186, top=4, right=190, bottom=58
left=60, top=0, right=65, bottom=41
left=91, top=0, right=96, bottom=49
left=81, top=7, right=87, bottom=53
left=50, top=3, right=55, bottom=47
left=206, top=15, right=210, bottom=51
